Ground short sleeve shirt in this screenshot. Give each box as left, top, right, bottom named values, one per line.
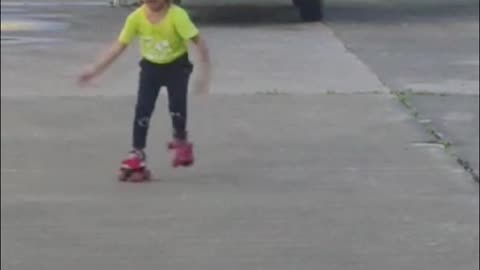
left=118, top=4, right=199, bottom=64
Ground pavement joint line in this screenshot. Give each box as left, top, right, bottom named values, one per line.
left=326, top=22, right=391, bottom=95
left=393, top=90, right=479, bottom=183
left=1, top=168, right=48, bottom=174
left=1, top=35, right=66, bottom=45
left=318, top=22, right=466, bottom=179
left=326, top=21, right=478, bottom=182
left=0, top=1, right=109, bottom=7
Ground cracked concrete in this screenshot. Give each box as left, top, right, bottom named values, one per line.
left=326, top=0, right=479, bottom=181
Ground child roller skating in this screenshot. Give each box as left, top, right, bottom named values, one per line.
left=78, top=0, right=210, bottom=182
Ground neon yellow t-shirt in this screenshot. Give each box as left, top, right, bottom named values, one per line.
left=118, top=4, right=199, bottom=64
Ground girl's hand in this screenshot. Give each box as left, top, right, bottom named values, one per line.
left=194, top=78, right=209, bottom=95
left=190, top=35, right=211, bottom=95
left=77, top=41, right=128, bottom=87
left=77, top=65, right=99, bottom=87
left=194, top=69, right=210, bottom=95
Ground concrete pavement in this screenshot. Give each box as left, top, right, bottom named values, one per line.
left=1, top=1, right=478, bottom=269
left=325, top=0, right=479, bottom=180
left=2, top=94, right=479, bottom=270
left=408, top=94, right=479, bottom=178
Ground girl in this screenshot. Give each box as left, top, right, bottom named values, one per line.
left=78, top=0, right=210, bottom=181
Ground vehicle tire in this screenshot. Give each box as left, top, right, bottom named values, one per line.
left=294, top=0, right=323, bottom=22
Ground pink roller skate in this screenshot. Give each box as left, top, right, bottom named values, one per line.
left=117, top=150, right=151, bottom=182
left=167, top=140, right=194, bottom=167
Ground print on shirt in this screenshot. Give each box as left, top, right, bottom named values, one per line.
left=141, top=37, right=173, bottom=61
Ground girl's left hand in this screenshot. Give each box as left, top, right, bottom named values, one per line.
left=77, top=65, right=98, bottom=87
left=194, top=76, right=210, bottom=95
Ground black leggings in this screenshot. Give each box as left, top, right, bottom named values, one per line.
left=133, top=55, right=193, bottom=150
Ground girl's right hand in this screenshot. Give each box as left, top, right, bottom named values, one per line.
left=77, top=41, right=128, bottom=87
left=77, top=65, right=98, bottom=87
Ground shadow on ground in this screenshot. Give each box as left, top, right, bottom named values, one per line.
left=324, top=0, right=479, bottom=24
left=183, top=4, right=302, bottom=26
left=4, top=1, right=476, bottom=30
left=180, top=0, right=478, bottom=26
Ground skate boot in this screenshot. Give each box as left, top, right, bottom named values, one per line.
left=117, top=149, right=151, bottom=182
left=167, top=139, right=194, bottom=167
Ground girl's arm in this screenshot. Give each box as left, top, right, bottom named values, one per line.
left=91, top=41, right=128, bottom=75
left=78, top=40, right=128, bottom=85
left=192, top=35, right=209, bottom=65
left=191, top=35, right=211, bottom=94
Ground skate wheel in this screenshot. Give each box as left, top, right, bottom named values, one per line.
left=129, top=170, right=151, bottom=182
left=167, top=142, right=176, bottom=150
left=172, top=159, right=193, bottom=168
left=143, top=169, right=152, bottom=181
left=181, top=160, right=193, bottom=167
left=117, top=168, right=151, bottom=182
left=117, top=169, right=130, bottom=182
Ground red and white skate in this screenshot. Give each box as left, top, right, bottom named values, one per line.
left=117, top=151, right=151, bottom=182
left=167, top=140, right=194, bottom=168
